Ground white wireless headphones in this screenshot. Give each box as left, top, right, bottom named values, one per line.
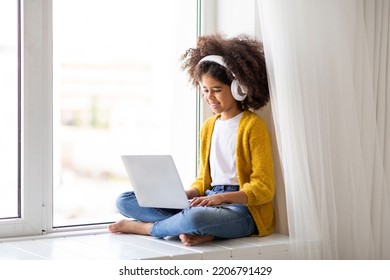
left=197, top=55, right=248, bottom=101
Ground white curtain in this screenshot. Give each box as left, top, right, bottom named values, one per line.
left=258, top=0, right=390, bottom=259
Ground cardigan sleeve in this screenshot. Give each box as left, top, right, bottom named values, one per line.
left=239, top=114, right=275, bottom=206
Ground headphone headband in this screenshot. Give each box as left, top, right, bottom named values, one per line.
left=198, top=55, right=227, bottom=69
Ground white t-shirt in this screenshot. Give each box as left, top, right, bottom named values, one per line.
left=210, top=112, right=243, bottom=186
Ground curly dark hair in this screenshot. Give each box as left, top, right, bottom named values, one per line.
left=181, top=33, right=269, bottom=110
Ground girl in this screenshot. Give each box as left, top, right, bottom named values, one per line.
left=109, top=34, right=275, bottom=246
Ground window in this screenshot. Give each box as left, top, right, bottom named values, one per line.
left=52, top=0, right=198, bottom=227
left=0, top=1, right=19, bottom=219
left=0, top=0, right=199, bottom=238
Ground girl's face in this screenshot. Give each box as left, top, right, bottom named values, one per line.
left=200, top=74, right=242, bottom=120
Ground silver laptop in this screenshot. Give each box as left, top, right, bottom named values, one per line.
left=121, top=155, right=190, bottom=209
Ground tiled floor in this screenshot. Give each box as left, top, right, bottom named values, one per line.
left=0, top=232, right=290, bottom=260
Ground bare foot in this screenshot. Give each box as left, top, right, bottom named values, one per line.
left=179, top=234, right=215, bottom=246
left=108, top=219, right=152, bottom=235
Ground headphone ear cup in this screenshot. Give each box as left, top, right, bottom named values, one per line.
left=231, top=79, right=248, bottom=101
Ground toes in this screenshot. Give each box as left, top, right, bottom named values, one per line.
left=179, top=234, right=191, bottom=245
left=108, top=220, right=126, bottom=233
left=179, top=234, right=215, bottom=246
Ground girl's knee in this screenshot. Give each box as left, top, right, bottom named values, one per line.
left=116, top=191, right=136, bottom=212
left=182, top=207, right=210, bottom=228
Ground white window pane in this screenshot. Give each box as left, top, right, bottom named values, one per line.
left=53, top=0, right=197, bottom=226
left=0, top=1, right=19, bottom=219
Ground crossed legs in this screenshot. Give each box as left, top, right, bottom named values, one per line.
left=109, top=191, right=255, bottom=246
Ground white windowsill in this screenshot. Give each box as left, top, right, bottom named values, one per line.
left=0, top=229, right=290, bottom=260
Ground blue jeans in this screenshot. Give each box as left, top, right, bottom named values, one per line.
left=116, top=185, right=256, bottom=239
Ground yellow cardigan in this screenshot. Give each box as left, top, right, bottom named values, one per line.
left=191, top=110, right=275, bottom=237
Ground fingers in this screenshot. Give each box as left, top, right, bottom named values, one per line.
left=190, top=196, right=206, bottom=207
left=190, top=196, right=220, bottom=207
left=189, top=197, right=202, bottom=207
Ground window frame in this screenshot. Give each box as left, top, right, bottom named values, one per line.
left=0, top=0, right=51, bottom=238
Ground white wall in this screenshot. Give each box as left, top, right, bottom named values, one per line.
left=201, top=0, right=288, bottom=235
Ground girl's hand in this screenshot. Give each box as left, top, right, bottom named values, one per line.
left=190, top=195, right=225, bottom=207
